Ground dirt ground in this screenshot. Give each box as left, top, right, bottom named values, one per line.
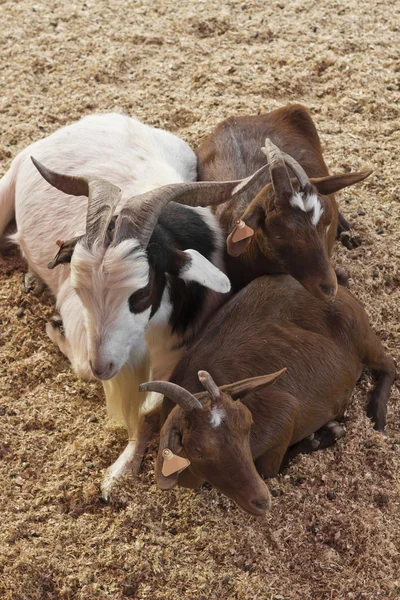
left=0, top=0, right=399, bottom=598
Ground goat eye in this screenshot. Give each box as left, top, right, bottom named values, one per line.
left=128, top=286, right=151, bottom=314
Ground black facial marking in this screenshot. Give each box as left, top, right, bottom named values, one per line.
left=124, top=202, right=217, bottom=332
left=128, top=281, right=152, bottom=314
left=150, top=203, right=216, bottom=333
left=128, top=269, right=166, bottom=319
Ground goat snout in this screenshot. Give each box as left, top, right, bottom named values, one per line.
left=240, top=488, right=271, bottom=516
left=251, top=496, right=271, bottom=513
left=89, top=360, right=116, bottom=381
left=319, top=282, right=337, bottom=299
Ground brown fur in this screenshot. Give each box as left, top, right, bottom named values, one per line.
left=196, top=104, right=371, bottom=298
left=157, top=276, right=395, bottom=515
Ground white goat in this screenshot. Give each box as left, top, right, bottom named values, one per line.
left=0, top=112, right=267, bottom=498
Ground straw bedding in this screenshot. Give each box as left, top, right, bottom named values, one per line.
left=0, top=0, right=399, bottom=598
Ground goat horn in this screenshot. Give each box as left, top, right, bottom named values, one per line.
left=31, top=157, right=122, bottom=248
left=114, top=164, right=270, bottom=248
left=198, top=370, right=221, bottom=402
left=138, top=381, right=202, bottom=412
left=280, top=151, right=310, bottom=190
left=261, top=139, right=294, bottom=203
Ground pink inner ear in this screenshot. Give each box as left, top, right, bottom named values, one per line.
left=162, top=449, right=190, bottom=477
left=231, top=221, right=254, bottom=243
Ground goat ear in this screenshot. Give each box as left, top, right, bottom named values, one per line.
left=310, top=170, right=372, bottom=196
left=220, top=368, right=287, bottom=401
left=226, top=185, right=270, bottom=257
left=155, top=410, right=184, bottom=490
left=47, top=236, right=81, bottom=269
left=176, top=249, right=231, bottom=294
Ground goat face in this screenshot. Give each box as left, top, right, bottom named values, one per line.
left=71, top=239, right=151, bottom=380
left=226, top=140, right=372, bottom=301
left=70, top=237, right=231, bottom=380
left=141, top=369, right=286, bottom=516
left=159, top=395, right=270, bottom=516
left=260, top=184, right=338, bottom=301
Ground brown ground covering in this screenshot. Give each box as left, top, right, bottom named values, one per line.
left=0, top=0, right=399, bottom=598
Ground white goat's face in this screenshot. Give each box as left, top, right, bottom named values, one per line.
left=71, top=239, right=151, bottom=380
left=70, top=236, right=231, bottom=381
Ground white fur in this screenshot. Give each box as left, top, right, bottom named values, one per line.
left=71, top=239, right=151, bottom=379
left=210, top=406, right=225, bottom=428
left=290, top=191, right=324, bottom=226
left=0, top=112, right=230, bottom=496
left=180, top=249, right=231, bottom=293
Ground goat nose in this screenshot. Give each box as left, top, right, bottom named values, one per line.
left=89, top=360, right=115, bottom=380
left=319, top=282, right=337, bottom=298
left=251, top=498, right=270, bottom=511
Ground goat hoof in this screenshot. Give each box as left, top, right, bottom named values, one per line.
left=326, top=420, right=346, bottom=440
left=306, top=433, right=321, bottom=450
left=101, top=441, right=143, bottom=501
left=335, top=267, right=349, bottom=287
left=23, top=272, right=45, bottom=295
left=101, top=486, right=111, bottom=503
left=339, top=231, right=361, bottom=250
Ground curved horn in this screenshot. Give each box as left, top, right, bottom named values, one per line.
left=280, top=151, right=310, bottom=190
left=31, top=157, right=122, bottom=247
left=261, top=139, right=294, bottom=203
left=198, top=370, right=221, bottom=402
left=138, top=380, right=202, bottom=412
left=114, top=164, right=270, bottom=248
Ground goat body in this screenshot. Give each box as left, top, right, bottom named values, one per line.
left=155, top=276, right=395, bottom=514
left=0, top=112, right=233, bottom=496
left=196, top=104, right=371, bottom=298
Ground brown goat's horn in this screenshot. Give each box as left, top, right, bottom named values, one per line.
left=261, top=139, right=294, bottom=203
left=138, top=381, right=202, bottom=412
left=198, top=370, right=221, bottom=402
left=280, top=151, right=310, bottom=190
left=114, top=164, right=270, bottom=248
left=31, top=157, right=121, bottom=248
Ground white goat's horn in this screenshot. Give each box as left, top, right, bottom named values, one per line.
left=31, top=157, right=122, bottom=247
left=114, top=163, right=270, bottom=248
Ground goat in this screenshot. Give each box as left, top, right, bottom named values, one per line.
left=140, top=275, right=395, bottom=516
left=0, top=112, right=268, bottom=498
left=195, top=104, right=371, bottom=299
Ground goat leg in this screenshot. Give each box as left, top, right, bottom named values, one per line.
left=255, top=418, right=296, bottom=479
left=337, top=213, right=361, bottom=249
left=101, top=408, right=159, bottom=501
left=279, top=420, right=346, bottom=471
left=359, top=320, right=396, bottom=431
left=337, top=211, right=351, bottom=236
left=23, top=271, right=45, bottom=295
left=335, top=267, right=349, bottom=287
left=366, top=358, right=396, bottom=431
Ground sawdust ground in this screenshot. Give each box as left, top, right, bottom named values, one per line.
left=0, top=0, right=399, bottom=599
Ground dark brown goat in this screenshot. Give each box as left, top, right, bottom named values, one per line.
left=140, top=276, right=395, bottom=516
left=195, top=104, right=371, bottom=299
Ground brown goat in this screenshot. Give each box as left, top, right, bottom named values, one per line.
left=140, top=276, right=395, bottom=516
left=195, top=104, right=371, bottom=299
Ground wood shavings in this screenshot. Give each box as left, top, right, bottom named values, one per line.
left=0, top=0, right=399, bottom=598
